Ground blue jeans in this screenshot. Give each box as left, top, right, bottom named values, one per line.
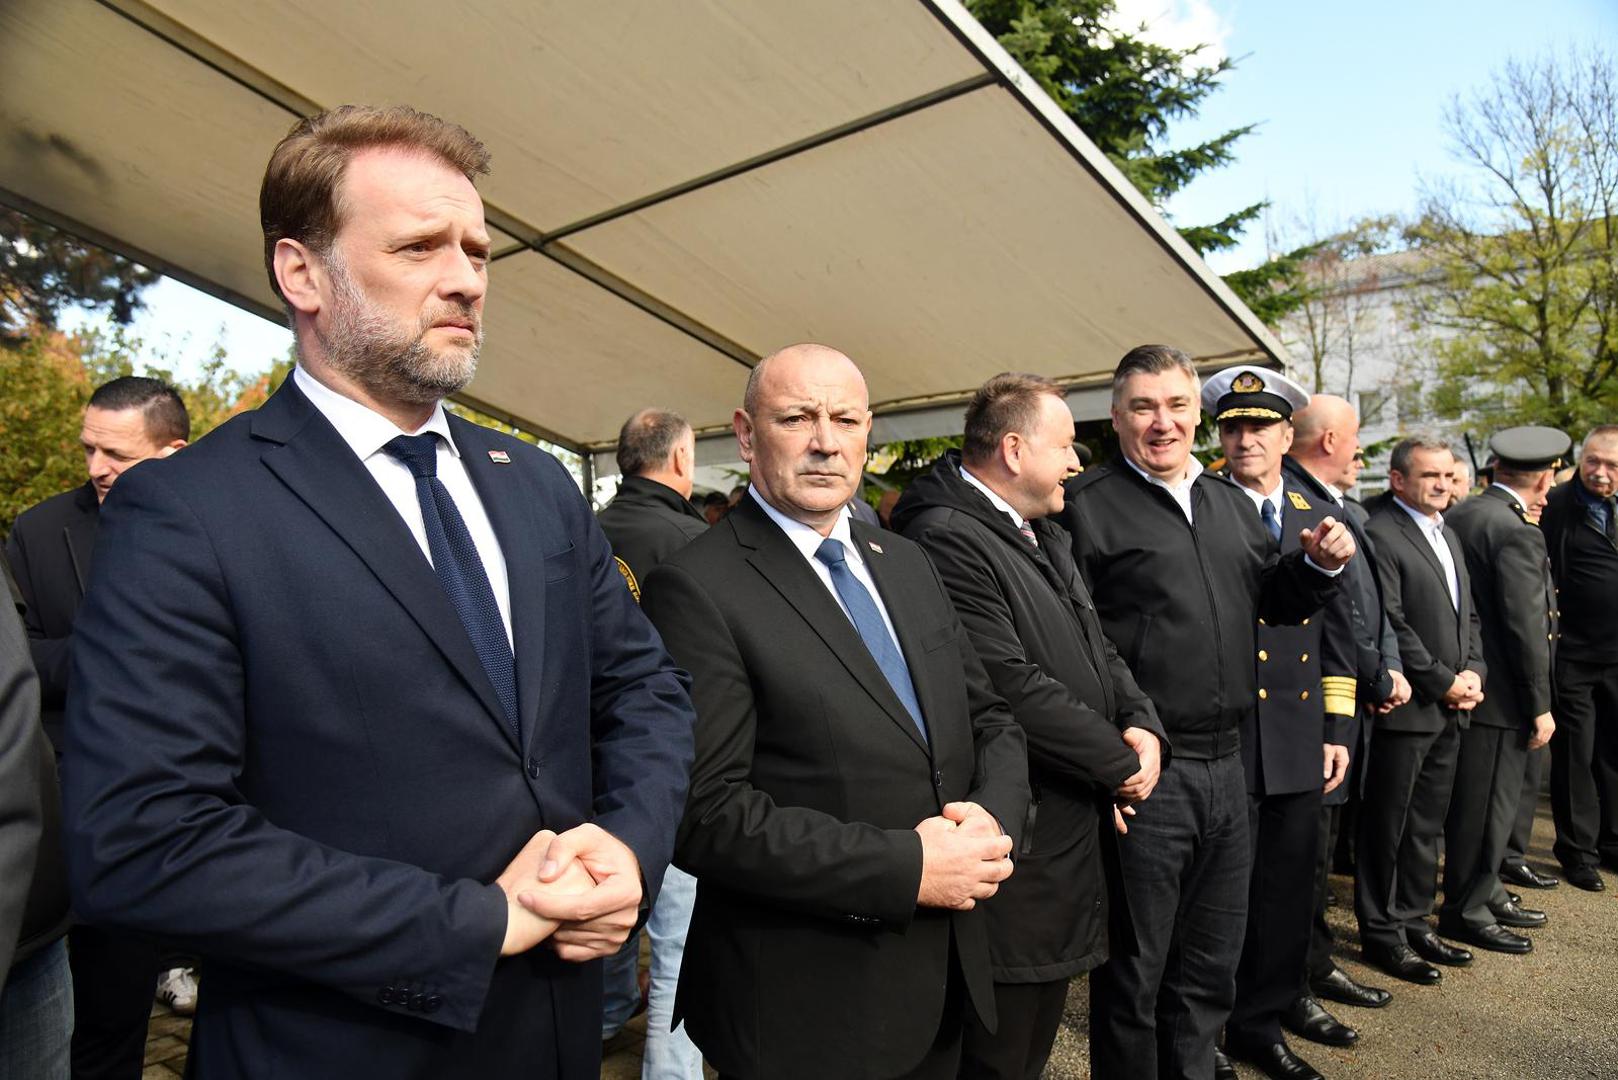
left=641, top=865, right=702, bottom=1080
left=601, top=931, right=641, bottom=1040
left=1089, top=753, right=1251, bottom=1080
left=0, top=938, right=74, bottom=1080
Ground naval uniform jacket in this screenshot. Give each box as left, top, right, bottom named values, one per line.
left=1059, top=459, right=1340, bottom=761
left=4, top=481, right=99, bottom=749
left=1447, top=486, right=1556, bottom=730
left=1244, top=474, right=1358, bottom=796
left=893, top=451, right=1168, bottom=981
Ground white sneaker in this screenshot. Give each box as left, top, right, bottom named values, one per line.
left=155, top=967, right=198, bottom=1016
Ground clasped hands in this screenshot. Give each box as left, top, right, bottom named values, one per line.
left=1442, top=669, right=1485, bottom=711
left=915, top=802, right=1012, bottom=911
left=495, top=823, right=642, bottom=961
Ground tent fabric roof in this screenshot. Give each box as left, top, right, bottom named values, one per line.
left=0, top=0, right=1284, bottom=457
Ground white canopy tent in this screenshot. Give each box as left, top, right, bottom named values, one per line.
left=0, top=0, right=1284, bottom=486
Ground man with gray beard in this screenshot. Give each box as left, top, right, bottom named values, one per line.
left=60, top=105, right=696, bottom=1079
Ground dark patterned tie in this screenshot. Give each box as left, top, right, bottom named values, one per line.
left=814, top=539, right=927, bottom=743
left=384, top=433, right=519, bottom=738
left=1261, top=499, right=1282, bottom=544
left=1016, top=519, right=1038, bottom=547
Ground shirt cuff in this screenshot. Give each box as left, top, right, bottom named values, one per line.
left=1303, top=554, right=1344, bottom=577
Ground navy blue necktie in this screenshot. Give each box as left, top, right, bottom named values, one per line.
left=814, top=538, right=927, bottom=743
left=384, top=433, right=519, bottom=738
left=1261, top=498, right=1282, bottom=544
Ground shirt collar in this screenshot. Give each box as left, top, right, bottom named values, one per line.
left=1490, top=481, right=1529, bottom=514
left=1394, top=493, right=1443, bottom=531
left=1237, top=475, right=1285, bottom=513
left=748, top=485, right=858, bottom=565
left=294, top=365, right=458, bottom=461
left=1122, top=452, right=1203, bottom=492
left=958, top=465, right=1028, bottom=531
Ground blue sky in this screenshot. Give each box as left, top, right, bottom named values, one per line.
left=80, top=0, right=1618, bottom=377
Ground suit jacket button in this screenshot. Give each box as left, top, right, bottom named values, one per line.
left=1300, top=690, right=1310, bottom=701
left=526, top=756, right=542, bottom=779
left=410, top=993, right=427, bottom=1012
left=933, top=770, right=943, bottom=788
left=378, top=986, right=396, bottom=1006
left=1258, top=689, right=1268, bottom=700
left=1300, top=653, right=1309, bottom=663
left=1258, top=650, right=1269, bottom=662
left=424, top=994, right=442, bottom=1014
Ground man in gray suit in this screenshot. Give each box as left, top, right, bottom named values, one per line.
left=1438, top=427, right=1569, bottom=954
left=1355, top=436, right=1487, bottom=986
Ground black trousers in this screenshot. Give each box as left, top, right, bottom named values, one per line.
left=959, top=979, right=1069, bottom=1080
left=1439, top=724, right=1527, bottom=930
left=1503, top=745, right=1546, bottom=869
left=1228, top=787, right=1322, bottom=1045
left=68, top=923, right=160, bottom=1080
left=1551, top=658, right=1618, bottom=870
left=1307, top=803, right=1343, bottom=981
left=1354, top=720, right=1461, bottom=950
left=1090, top=754, right=1249, bottom=1080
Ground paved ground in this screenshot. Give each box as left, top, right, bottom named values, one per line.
left=144, top=803, right=1614, bottom=1078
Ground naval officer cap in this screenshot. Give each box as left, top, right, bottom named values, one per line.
left=1489, top=425, right=1571, bottom=471
left=1200, top=364, right=1311, bottom=423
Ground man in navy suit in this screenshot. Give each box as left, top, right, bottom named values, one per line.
left=61, top=104, right=695, bottom=1080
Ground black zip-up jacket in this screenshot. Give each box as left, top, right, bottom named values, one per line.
left=596, top=475, right=709, bottom=598
left=1059, top=458, right=1341, bottom=759
left=1540, top=473, right=1618, bottom=663
left=894, top=452, right=1167, bottom=980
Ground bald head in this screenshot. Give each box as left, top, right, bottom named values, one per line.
left=1289, top=394, right=1361, bottom=488
left=736, top=343, right=872, bottom=534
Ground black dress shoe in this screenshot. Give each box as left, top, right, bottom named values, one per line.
left=1225, top=1038, right=1324, bottom=1080
left=1507, top=889, right=1523, bottom=905
left=1565, top=864, right=1606, bottom=891
left=1489, top=898, right=1548, bottom=927
left=1410, top=929, right=1473, bottom=966
left=1364, top=942, right=1441, bottom=985
left=1214, top=1047, right=1238, bottom=1080
left=1309, top=965, right=1392, bottom=1008
left=1502, top=861, right=1559, bottom=889
left=1440, top=921, right=1532, bottom=953
left=1283, top=995, right=1359, bottom=1047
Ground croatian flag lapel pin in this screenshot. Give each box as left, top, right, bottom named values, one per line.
left=868, top=540, right=884, bottom=554
left=487, top=450, right=511, bottom=464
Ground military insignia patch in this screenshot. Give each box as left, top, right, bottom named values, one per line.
left=613, top=556, right=641, bottom=603
left=1287, top=491, right=1312, bottom=511
left=1231, top=371, right=1266, bottom=394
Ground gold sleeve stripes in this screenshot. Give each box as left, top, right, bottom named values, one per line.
left=1321, top=675, right=1357, bottom=718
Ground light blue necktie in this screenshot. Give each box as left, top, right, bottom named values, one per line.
left=1261, top=498, right=1282, bottom=544
left=814, top=538, right=927, bottom=743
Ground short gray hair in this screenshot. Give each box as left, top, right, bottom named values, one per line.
left=1111, top=344, right=1199, bottom=405
left=615, top=408, right=690, bottom=476
left=1389, top=434, right=1452, bottom=476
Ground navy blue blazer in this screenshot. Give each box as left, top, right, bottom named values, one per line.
left=61, top=376, right=694, bottom=1079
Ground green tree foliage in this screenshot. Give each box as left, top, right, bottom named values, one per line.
left=966, top=0, right=1313, bottom=319
left=1, top=208, right=159, bottom=343
left=1406, top=50, right=1618, bottom=434
left=0, top=331, right=93, bottom=529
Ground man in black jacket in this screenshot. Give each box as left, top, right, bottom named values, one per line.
left=1, top=552, right=73, bottom=1077
left=5, top=375, right=190, bottom=1079
left=1439, top=426, right=1568, bottom=953
left=1542, top=424, right=1618, bottom=890
left=1283, top=397, right=1406, bottom=1020
left=1356, top=436, right=1487, bottom=986
left=1208, top=369, right=1360, bottom=1080
left=893, top=373, right=1168, bottom=1080
left=1059, top=346, right=1354, bottom=1080
left=594, top=407, right=709, bottom=1075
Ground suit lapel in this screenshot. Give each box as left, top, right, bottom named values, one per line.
left=451, top=417, right=549, bottom=753
left=1390, top=505, right=1450, bottom=600
left=64, top=485, right=100, bottom=598
left=733, top=501, right=928, bottom=756
left=252, top=380, right=518, bottom=751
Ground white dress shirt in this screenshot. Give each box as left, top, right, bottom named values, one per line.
left=1238, top=476, right=1286, bottom=523
left=749, top=486, right=904, bottom=653
left=959, top=465, right=1033, bottom=541
left=294, top=366, right=513, bottom=645
left=1394, top=494, right=1459, bottom=610
left=1123, top=454, right=1203, bottom=525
